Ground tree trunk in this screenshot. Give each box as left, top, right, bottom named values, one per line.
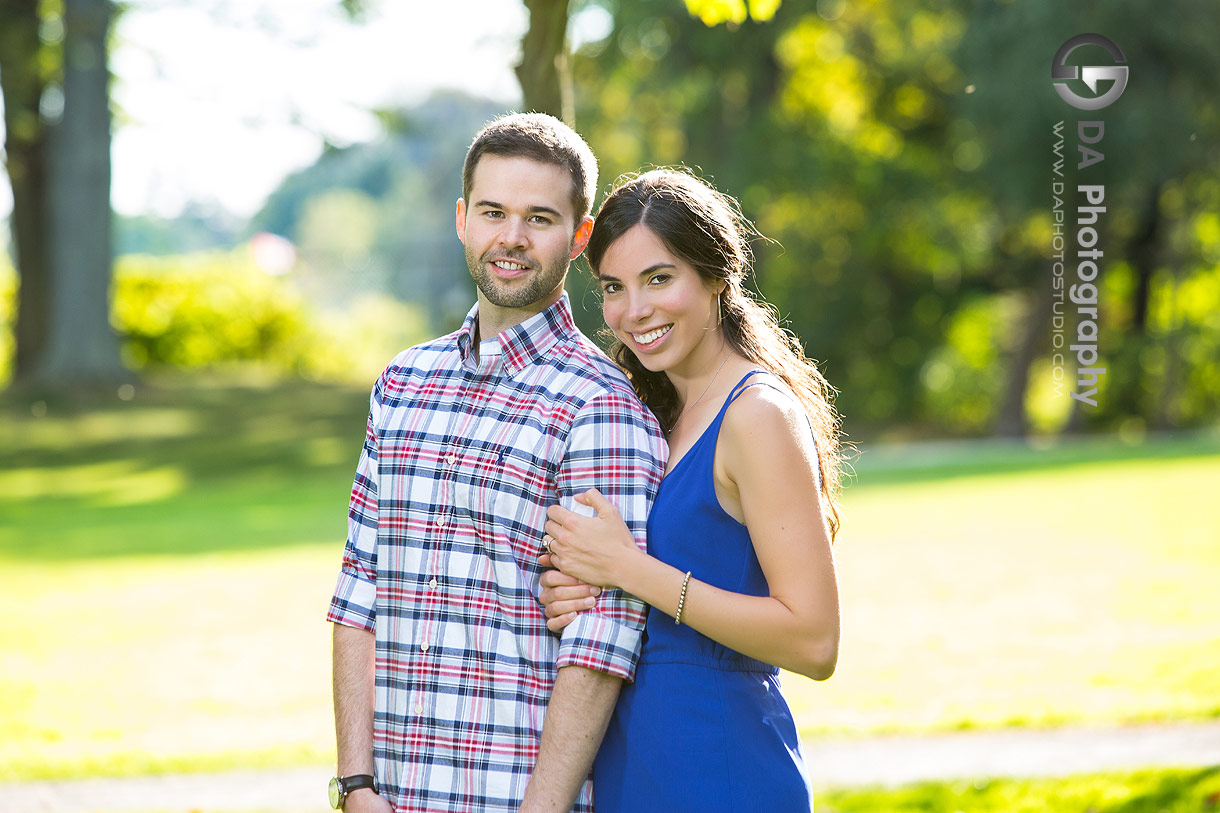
left=515, top=0, right=573, bottom=123
left=1109, top=183, right=1162, bottom=420
left=32, top=0, right=128, bottom=386
left=1154, top=266, right=1181, bottom=430
left=0, top=0, right=51, bottom=380
left=993, top=270, right=1049, bottom=437
left=1128, top=186, right=1162, bottom=336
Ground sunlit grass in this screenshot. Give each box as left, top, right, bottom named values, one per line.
left=1, top=375, right=362, bottom=780
left=817, top=766, right=1220, bottom=812
left=2, top=377, right=1218, bottom=780
left=0, top=547, right=339, bottom=780
left=782, top=441, right=1220, bottom=735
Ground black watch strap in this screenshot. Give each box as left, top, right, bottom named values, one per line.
left=343, top=774, right=378, bottom=794
left=331, top=774, right=378, bottom=809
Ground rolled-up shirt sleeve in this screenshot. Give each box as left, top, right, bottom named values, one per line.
left=555, top=390, right=666, bottom=680
left=327, top=383, right=382, bottom=632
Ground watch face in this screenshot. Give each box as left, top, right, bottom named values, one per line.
left=328, top=777, right=342, bottom=809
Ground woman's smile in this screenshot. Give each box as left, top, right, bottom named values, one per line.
left=630, top=324, right=673, bottom=351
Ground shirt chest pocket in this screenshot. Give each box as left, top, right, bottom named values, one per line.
left=450, top=443, right=508, bottom=516
left=453, top=439, right=559, bottom=544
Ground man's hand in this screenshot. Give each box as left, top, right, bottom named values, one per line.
left=537, top=553, right=601, bottom=632
left=342, top=787, right=392, bottom=813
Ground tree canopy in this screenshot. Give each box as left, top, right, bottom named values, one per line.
left=2, top=0, right=1217, bottom=437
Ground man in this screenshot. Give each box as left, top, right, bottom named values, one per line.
left=328, top=113, right=667, bottom=813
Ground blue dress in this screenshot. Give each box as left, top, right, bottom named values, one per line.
left=592, top=371, right=814, bottom=812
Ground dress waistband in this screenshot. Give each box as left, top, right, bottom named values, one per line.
left=636, top=654, right=779, bottom=675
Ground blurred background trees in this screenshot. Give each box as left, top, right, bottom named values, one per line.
left=1, top=0, right=1217, bottom=440
left=562, top=0, right=1220, bottom=438
left=1, top=0, right=124, bottom=387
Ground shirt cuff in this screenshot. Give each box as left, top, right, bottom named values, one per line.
left=327, top=569, right=377, bottom=632
left=556, top=609, right=645, bottom=682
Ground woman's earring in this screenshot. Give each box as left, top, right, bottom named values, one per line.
left=718, top=291, right=724, bottom=325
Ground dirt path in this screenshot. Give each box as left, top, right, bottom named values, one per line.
left=5, top=721, right=1220, bottom=812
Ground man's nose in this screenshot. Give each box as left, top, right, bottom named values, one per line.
left=498, top=216, right=528, bottom=249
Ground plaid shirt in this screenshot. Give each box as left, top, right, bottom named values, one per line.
left=328, top=294, right=667, bottom=813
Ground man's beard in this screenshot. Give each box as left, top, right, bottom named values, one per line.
left=466, top=246, right=569, bottom=309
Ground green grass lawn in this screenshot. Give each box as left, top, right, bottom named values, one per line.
left=782, top=430, right=1220, bottom=736
left=818, top=766, right=1220, bottom=812
left=0, top=375, right=364, bottom=780
left=2, top=375, right=1218, bottom=780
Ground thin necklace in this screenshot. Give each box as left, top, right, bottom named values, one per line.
left=673, top=350, right=729, bottom=430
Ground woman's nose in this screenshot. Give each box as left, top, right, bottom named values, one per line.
left=626, top=290, right=653, bottom=322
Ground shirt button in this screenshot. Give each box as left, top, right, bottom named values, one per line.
left=415, top=704, right=424, bottom=713
left=429, top=577, right=438, bottom=589
left=447, top=453, right=458, bottom=465
left=421, top=642, right=430, bottom=652
left=436, top=515, right=447, bottom=528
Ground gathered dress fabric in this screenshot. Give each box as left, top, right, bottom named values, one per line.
left=592, top=371, right=814, bottom=812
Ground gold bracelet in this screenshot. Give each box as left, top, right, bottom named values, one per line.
left=675, top=571, right=692, bottom=625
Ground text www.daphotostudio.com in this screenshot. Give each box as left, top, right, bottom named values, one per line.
left=1049, top=33, right=1129, bottom=408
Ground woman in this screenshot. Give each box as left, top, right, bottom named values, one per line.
left=538, top=168, right=843, bottom=811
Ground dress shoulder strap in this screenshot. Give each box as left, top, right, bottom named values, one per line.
left=726, top=369, right=784, bottom=405
left=723, top=369, right=823, bottom=490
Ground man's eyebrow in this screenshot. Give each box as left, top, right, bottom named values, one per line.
left=472, top=200, right=564, bottom=218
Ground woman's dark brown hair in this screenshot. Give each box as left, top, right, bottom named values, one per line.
left=587, top=168, right=844, bottom=538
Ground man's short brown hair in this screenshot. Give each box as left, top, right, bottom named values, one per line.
left=462, top=113, right=598, bottom=222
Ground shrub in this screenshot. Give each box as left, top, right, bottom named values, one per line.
left=113, top=250, right=323, bottom=372
left=0, top=247, right=429, bottom=386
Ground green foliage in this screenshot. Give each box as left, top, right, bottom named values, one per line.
left=685, top=0, right=781, bottom=27
left=0, top=247, right=434, bottom=388
left=113, top=251, right=315, bottom=372
left=569, top=0, right=1220, bottom=438
left=919, top=293, right=1026, bottom=433
left=572, top=2, right=987, bottom=436
left=110, top=249, right=430, bottom=383
left=0, top=259, right=14, bottom=388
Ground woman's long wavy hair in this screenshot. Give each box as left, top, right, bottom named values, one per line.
left=587, top=168, right=844, bottom=539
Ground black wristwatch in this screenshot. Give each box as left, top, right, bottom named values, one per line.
left=329, top=774, right=378, bottom=809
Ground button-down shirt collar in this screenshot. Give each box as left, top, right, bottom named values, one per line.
left=456, top=293, right=578, bottom=377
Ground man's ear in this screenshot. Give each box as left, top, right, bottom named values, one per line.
left=455, top=198, right=467, bottom=244
left=569, top=216, right=594, bottom=260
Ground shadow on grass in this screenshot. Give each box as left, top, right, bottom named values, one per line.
left=4, top=374, right=1219, bottom=560
left=1, top=374, right=370, bottom=479
left=0, top=374, right=371, bottom=561
left=848, top=430, right=1220, bottom=489
left=1107, top=766, right=1220, bottom=813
